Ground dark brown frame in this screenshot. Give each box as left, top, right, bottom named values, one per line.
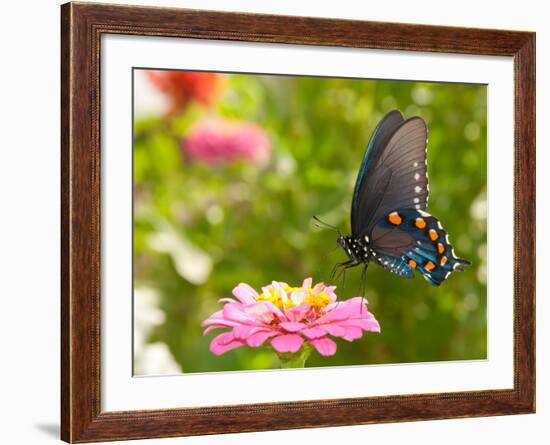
left=61, top=1, right=536, bottom=442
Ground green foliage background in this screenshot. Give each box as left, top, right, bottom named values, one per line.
left=134, top=71, right=487, bottom=373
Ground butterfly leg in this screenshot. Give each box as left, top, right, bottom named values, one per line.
left=341, top=267, right=348, bottom=291
left=333, top=260, right=359, bottom=291
left=359, top=263, right=369, bottom=313
left=360, top=263, right=368, bottom=297
left=330, top=259, right=355, bottom=282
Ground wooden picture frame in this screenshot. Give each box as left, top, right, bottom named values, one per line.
left=61, top=2, right=535, bottom=442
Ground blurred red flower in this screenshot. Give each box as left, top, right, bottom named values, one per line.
left=183, top=119, right=271, bottom=165
left=146, top=70, right=222, bottom=114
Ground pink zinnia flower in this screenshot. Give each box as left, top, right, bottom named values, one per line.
left=146, top=70, right=222, bottom=114
left=201, top=278, right=380, bottom=357
left=183, top=119, right=271, bottom=165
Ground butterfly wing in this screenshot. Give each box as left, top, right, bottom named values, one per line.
left=351, top=110, right=404, bottom=235
left=351, top=112, right=429, bottom=238
left=370, top=208, right=470, bottom=286
left=373, top=254, right=414, bottom=279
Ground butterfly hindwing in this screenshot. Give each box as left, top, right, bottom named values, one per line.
left=351, top=112, right=429, bottom=238
left=370, top=208, right=471, bottom=285
left=374, top=254, right=414, bottom=279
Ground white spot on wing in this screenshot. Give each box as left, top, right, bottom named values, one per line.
left=413, top=162, right=419, bottom=167
left=414, top=173, right=420, bottom=181
left=418, top=210, right=430, bottom=217
left=414, top=197, right=420, bottom=204
left=415, top=186, right=422, bottom=193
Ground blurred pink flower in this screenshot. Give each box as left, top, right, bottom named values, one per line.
left=146, top=70, right=222, bottom=114
left=183, top=119, right=271, bottom=165
left=201, top=278, right=380, bottom=357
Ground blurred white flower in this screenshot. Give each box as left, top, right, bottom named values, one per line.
left=411, top=86, right=433, bottom=105
left=133, top=70, right=170, bottom=117
left=134, top=287, right=165, bottom=349
left=134, top=342, right=182, bottom=376
left=464, top=121, right=481, bottom=141
left=205, top=204, right=224, bottom=225
left=147, top=224, right=212, bottom=285
left=470, top=189, right=487, bottom=220
left=477, top=263, right=487, bottom=285
left=134, top=287, right=181, bottom=376
left=275, top=153, right=297, bottom=177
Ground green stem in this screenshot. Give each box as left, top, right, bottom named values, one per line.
left=276, top=344, right=312, bottom=368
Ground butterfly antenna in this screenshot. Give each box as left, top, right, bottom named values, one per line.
left=312, top=215, right=342, bottom=236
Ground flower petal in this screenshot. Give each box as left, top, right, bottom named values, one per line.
left=202, top=324, right=227, bottom=335
left=209, top=332, right=245, bottom=355
left=201, top=317, right=243, bottom=329
left=233, top=325, right=269, bottom=340
left=301, top=327, right=327, bottom=339
left=290, top=288, right=307, bottom=306
left=279, top=322, right=306, bottom=332
left=339, top=318, right=381, bottom=332
left=246, top=330, right=279, bottom=347
left=232, top=283, right=259, bottom=304
left=263, top=301, right=286, bottom=320
left=341, top=326, right=364, bottom=341
left=312, top=282, right=325, bottom=294
left=315, top=307, right=352, bottom=324
left=310, top=337, right=337, bottom=356
left=218, top=297, right=237, bottom=304
left=243, top=302, right=275, bottom=324
left=216, top=331, right=236, bottom=345
left=223, top=303, right=262, bottom=325
left=316, top=324, right=347, bottom=337
left=285, top=303, right=311, bottom=322
left=316, top=297, right=372, bottom=323
left=271, top=334, right=304, bottom=353
left=322, top=285, right=337, bottom=301
left=200, top=309, right=224, bottom=326
left=302, top=277, right=313, bottom=289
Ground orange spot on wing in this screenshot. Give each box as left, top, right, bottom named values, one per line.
left=388, top=212, right=402, bottom=225
left=428, top=229, right=439, bottom=241
left=424, top=261, right=436, bottom=271
left=437, top=242, right=445, bottom=254
left=408, top=259, right=417, bottom=269
left=440, top=256, right=448, bottom=266
left=415, top=218, right=427, bottom=229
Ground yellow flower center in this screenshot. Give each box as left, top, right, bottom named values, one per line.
left=256, top=285, right=332, bottom=310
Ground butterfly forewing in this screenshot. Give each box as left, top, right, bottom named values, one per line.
left=351, top=110, right=404, bottom=235
left=351, top=115, right=428, bottom=238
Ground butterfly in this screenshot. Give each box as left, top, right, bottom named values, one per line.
left=328, top=109, right=470, bottom=287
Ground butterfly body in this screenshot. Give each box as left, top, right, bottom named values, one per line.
left=335, top=110, right=470, bottom=286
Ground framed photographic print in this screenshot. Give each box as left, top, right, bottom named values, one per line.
left=61, top=2, right=535, bottom=442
